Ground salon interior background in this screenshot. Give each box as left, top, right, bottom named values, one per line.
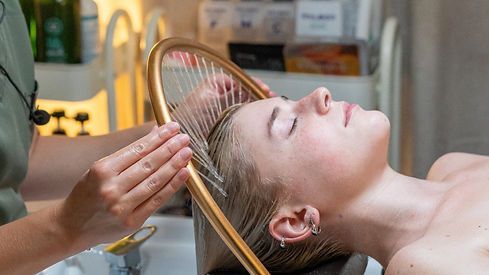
left=31, top=0, right=489, bottom=179
left=157, top=0, right=489, bottom=178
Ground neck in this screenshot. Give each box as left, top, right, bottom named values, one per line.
left=323, top=167, right=451, bottom=267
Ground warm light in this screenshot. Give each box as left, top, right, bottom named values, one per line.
left=35, top=0, right=155, bottom=137
left=36, top=90, right=109, bottom=137
left=36, top=78, right=139, bottom=137
left=94, top=0, right=142, bottom=46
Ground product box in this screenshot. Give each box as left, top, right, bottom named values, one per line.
left=228, top=43, right=285, bottom=72
left=284, top=41, right=369, bottom=76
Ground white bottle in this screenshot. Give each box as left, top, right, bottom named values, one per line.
left=198, top=0, right=233, bottom=56
left=262, top=2, right=295, bottom=43
left=81, top=0, right=100, bottom=63
left=230, top=0, right=265, bottom=43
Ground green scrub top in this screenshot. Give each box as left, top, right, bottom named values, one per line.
left=0, top=0, right=36, bottom=224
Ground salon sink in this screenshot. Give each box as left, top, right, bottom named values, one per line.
left=39, top=215, right=197, bottom=275
left=39, top=215, right=384, bottom=275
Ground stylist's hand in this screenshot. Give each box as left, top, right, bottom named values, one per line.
left=56, top=122, right=191, bottom=249
left=174, top=74, right=274, bottom=136
left=252, top=77, right=276, bottom=97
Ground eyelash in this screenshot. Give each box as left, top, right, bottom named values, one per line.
left=289, top=117, right=298, bottom=135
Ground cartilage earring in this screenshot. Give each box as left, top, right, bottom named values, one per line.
left=309, top=218, right=322, bottom=236
left=279, top=236, right=286, bottom=249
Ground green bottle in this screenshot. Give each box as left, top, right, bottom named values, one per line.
left=34, top=0, right=81, bottom=63
left=19, top=0, right=37, bottom=59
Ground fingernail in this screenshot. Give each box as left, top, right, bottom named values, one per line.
left=177, top=134, right=190, bottom=143
left=159, top=122, right=179, bottom=137
left=179, top=147, right=192, bottom=160
left=165, top=122, right=179, bottom=131
left=178, top=168, right=190, bottom=181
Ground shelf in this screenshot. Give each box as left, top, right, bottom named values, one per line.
left=35, top=58, right=103, bottom=101
left=246, top=17, right=403, bottom=171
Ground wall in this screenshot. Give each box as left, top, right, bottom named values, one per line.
left=141, top=0, right=201, bottom=39
left=387, top=0, right=489, bottom=177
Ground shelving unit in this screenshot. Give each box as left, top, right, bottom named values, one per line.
left=35, top=9, right=137, bottom=134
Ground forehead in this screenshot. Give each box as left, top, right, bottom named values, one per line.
left=235, top=98, right=284, bottom=136
left=232, top=98, right=283, bottom=178
left=236, top=97, right=283, bottom=119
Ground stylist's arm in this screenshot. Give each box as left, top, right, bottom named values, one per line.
left=0, top=122, right=191, bottom=275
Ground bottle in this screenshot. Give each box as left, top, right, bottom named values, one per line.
left=230, top=0, right=265, bottom=43
left=80, top=0, right=100, bottom=63
left=198, top=0, right=233, bottom=56
left=262, top=1, right=295, bottom=43
left=34, top=0, right=81, bottom=63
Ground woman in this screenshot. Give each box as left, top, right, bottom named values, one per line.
left=195, top=87, right=489, bottom=274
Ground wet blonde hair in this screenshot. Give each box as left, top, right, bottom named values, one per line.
left=193, top=104, right=346, bottom=274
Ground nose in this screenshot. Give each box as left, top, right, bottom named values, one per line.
left=296, top=87, right=332, bottom=115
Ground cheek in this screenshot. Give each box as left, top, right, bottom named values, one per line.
left=295, top=130, right=351, bottom=181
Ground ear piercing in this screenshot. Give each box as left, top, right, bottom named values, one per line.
left=280, top=236, right=286, bottom=249
left=278, top=218, right=320, bottom=249
left=309, top=218, right=322, bottom=236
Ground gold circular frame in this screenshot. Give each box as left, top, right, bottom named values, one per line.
left=147, top=37, right=269, bottom=275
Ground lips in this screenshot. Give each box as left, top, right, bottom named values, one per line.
left=343, top=102, right=357, bottom=127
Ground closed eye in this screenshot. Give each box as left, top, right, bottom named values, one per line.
left=289, top=117, right=298, bottom=136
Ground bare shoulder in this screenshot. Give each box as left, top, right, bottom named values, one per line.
left=385, top=242, right=489, bottom=275
left=426, top=152, right=489, bottom=181
left=385, top=245, right=439, bottom=275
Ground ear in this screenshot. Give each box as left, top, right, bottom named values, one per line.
left=269, top=205, right=320, bottom=244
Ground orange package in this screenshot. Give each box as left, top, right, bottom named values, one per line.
left=284, top=42, right=368, bottom=76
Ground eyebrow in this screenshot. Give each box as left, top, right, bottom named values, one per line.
left=268, top=107, right=279, bottom=138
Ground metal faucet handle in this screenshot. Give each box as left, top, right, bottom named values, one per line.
left=104, top=225, right=157, bottom=275
left=105, top=225, right=157, bottom=256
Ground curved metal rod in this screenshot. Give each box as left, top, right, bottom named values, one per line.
left=104, top=9, right=137, bottom=131
left=141, top=8, right=171, bottom=67
left=147, top=38, right=269, bottom=275
left=140, top=8, right=171, bottom=122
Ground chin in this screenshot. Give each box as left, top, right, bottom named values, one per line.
left=365, top=111, right=390, bottom=163
left=370, top=110, right=390, bottom=133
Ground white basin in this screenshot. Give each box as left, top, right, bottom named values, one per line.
left=39, top=215, right=197, bottom=275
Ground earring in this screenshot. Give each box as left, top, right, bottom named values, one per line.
left=279, top=236, right=286, bottom=249
left=309, top=218, right=322, bottom=236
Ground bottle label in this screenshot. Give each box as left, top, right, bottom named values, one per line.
left=295, top=1, right=343, bottom=38
left=81, top=14, right=100, bottom=63
left=44, top=17, right=66, bottom=61
left=198, top=2, right=232, bottom=54
left=230, top=2, right=265, bottom=43
left=263, top=3, right=294, bottom=43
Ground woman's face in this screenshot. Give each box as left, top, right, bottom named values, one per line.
left=233, top=87, right=390, bottom=213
